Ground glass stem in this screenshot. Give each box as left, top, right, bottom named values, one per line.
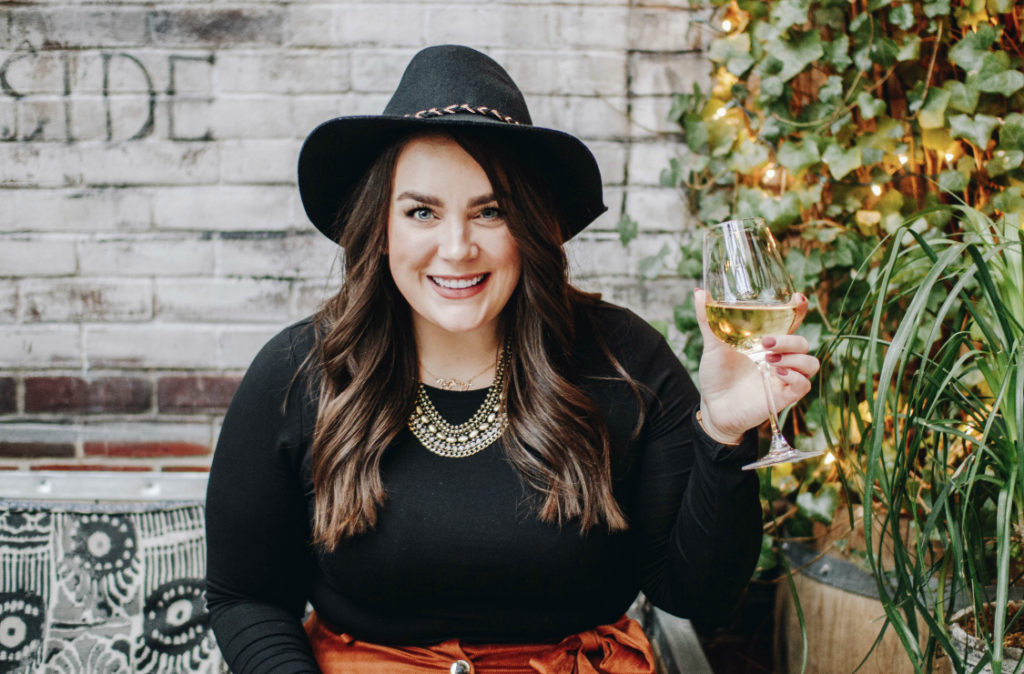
left=758, top=360, right=786, bottom=445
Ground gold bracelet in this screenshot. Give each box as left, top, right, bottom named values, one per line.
left=696, top=409, right=742, bottom=446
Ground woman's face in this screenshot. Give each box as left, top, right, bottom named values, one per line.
left=387, top=135, right=522, bottom=343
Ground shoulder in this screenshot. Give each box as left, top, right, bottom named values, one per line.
left=575, top=298, right=675, bottom=374
left=247, top=317, right=318, bottom=374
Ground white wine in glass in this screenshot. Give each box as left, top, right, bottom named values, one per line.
left=702, top=217, right=825, bottom=470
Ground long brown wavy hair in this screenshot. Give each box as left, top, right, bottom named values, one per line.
left=309, top=128, right=636, bottom=550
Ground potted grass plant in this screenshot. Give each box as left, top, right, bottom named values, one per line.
left=820, top=203, right=1023, bottom=673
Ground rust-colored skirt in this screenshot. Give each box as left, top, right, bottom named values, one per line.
left=304, top=612, right=657, bottom=673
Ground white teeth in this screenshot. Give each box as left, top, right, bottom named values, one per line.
left=432, top=275, right=485, bottom=289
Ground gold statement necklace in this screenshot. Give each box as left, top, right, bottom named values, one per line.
left=409, top=343, right=511, bottom=458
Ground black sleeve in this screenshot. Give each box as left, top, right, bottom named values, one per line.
left=205, top=323, right=322, bottom=673
left=629, top=326, right=763, bottom=627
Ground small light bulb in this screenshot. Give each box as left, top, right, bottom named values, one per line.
left=871, top=184, right=882, bottom=196
left=824, top=452, right=836, bottom=465
left=764, top=168, right=777, bottom=180
left=898, top=154, right=908, bottom=165
left=945, top=152, right=954, bottom=162
left=722, top=19, right=733, bottom=31
left=712, top=108, right=727, bottom=120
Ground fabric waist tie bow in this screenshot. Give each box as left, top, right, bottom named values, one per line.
left=305, top=612, right=657, bottom=673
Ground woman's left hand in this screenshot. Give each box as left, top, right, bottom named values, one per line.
left=693, top=288, right=819, bottom=445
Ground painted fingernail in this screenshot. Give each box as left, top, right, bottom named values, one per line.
left=766, top=353, right=781, bottom=363
left=762, top=336, right=777, bottom=348
left=776, top=367, right=790, bottom=376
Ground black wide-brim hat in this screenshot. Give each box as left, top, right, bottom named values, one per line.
left=297, top=45, right=607, bottom=243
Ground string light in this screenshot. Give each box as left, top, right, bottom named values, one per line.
left=898, top=155, right=908, bottom=165
left=722, top=19, right=733, bottom=31
left=764, top=167, right=777, bottom=181
left=944, top=152, right=955, bottom=162
left=712, top=108, right=727, bottom=120
left=824, top=452, right=836, bottom=465
left=871, top=184, right=882, bottom=196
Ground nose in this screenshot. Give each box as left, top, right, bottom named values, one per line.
left=438, top=217, right=477, bottom=261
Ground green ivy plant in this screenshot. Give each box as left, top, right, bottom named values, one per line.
left=621, top=0, right=1024, bottom=662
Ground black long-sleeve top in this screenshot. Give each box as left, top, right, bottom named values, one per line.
left=205, top=302, right=762, bottom=673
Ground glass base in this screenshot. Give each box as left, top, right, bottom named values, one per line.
left=742, top=436, right=826, bottom=470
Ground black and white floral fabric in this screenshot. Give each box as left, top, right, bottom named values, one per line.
left=0, top=501, right=223, bottom=673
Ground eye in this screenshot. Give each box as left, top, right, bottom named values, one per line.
left=478, top=206, right=502, bottom=221
left=406, top=206, right=434, bottom=222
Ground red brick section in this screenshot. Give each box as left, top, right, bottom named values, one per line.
left=161, top=465, right=212, bottom=472
left=30, top=464, right=152, bottom=471
left=0, top=442, right=75, bottom=458
left=0, top=377, right=14, bottom=414
left=157, top=376, right=241, bottom=413
left=84, top=442, right=211, bottom=458
left=24, top=377, right=151, bottom=413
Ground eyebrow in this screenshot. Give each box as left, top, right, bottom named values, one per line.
left=396, top=191, right=497, bottom=208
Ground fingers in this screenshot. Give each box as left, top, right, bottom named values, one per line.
left=693, top=288, right=717, bottom=344
left=765, top=352, right=820, bottom=378
left=773, top=366, right=814, bottom=401
left=761, top=333, right=810, bottom=354
left=789, top=292, right=810, bottom=332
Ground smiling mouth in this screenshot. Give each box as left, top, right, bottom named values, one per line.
left=429, top=274, right=488, bottom=289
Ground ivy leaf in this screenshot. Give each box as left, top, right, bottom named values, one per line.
left=889, top=3, right=916, bottom=29
left=769, top=30, right=824, bottom=82
left=897, top=35, right=922, bottom=61
left=673, top=295, right=699, bottom=332
left=852, top=44, right=872, bottom=73
left=638, top=244, right=670, bottom=280
left=998, top=113, right=1024, bottom=151
left=867, top=0, right=892, bottom=9
left=976, top=69, right=1024, bottom=97
left=616, top=213, right=638, bottom=246
left=870, top=36, right=900, bottom=68
left=949, top=113, right=1000, bottom=148
left=697, top=189, right=732, bottom=225
left=988, top=0, right=1013, bottom=12
left=761, top=193, right=803, bottom=230
left=760, top=76, right=785, bottom=102
left=857, top=91, right=886, bottom=120
left=771, top=0, right=812, bottom=32
left=784, top=247, right=824, bottom=292
left=986, top=150, right=1024, bottom=177
left=777, top=139, right=821, bottom=174
left=797, top=485, right=839, bottom=524
left=683, top=114, right=709, bottom=152
left=814, top=6, right=846, bottom=29
left=796, top=183, right=824, bottom=209
left=922, top=127, right=954, bottom=151
left=726, top=138, right=771, bottom=173
left=992, top=186, right=1024, bottom=214
left=822, top=34, right=852, bottom=71
left=923, top=0, right=951, bottom=17
left=944, top=80, right=980, bottom=114
left=709, top=33, right=755, bottom=77
left=819, top=75, right=844, bottom=102
left=822, top=142, right=863, bottom=179
left=938, top=169, right=969, bottom=192
left=919, top=87, right=951, bottom=129
left=949, top=23, right=1000, bottom=72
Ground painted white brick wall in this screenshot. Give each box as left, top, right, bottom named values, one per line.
left=0, top=0, right=709, bottom=467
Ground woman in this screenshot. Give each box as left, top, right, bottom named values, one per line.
left=205, top=45, right=818, bottom=673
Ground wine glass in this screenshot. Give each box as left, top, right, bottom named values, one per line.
left=702, top=217, right=824, bottom=470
